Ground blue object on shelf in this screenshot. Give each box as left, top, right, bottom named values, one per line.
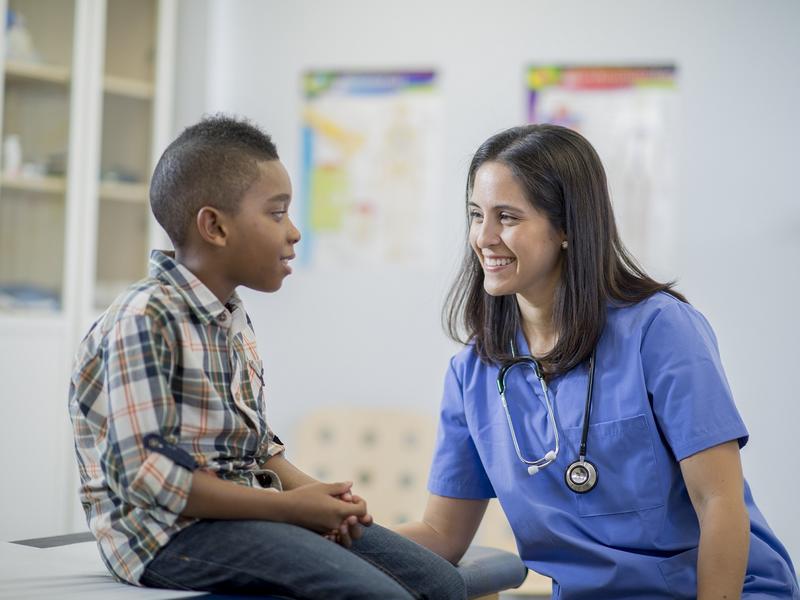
left=0, top=283, right=61, bottom=310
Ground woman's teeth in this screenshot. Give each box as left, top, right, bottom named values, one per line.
left=484, top=257, right=515, bottom=267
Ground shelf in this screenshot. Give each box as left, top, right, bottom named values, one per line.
left=2, top=63, right=154, bottom=100
left=4, top=60, right=70, bottom=85
left=99, top=180, right=148, bottom=203
left=0, top=174, right=67, bottom=194
left=103, top=75, right=154, bottom=99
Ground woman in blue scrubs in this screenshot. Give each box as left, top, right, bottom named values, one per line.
left=396, top=125, right=798, bottom=599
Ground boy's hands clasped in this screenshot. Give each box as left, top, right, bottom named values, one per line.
left=330, top=488, right=373, bottom=547
left=280, top=481, right=372, bottom=548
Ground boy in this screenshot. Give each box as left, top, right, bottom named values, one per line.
left=69, top=115, right=466, bottom=599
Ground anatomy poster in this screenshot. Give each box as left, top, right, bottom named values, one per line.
left=301, top=71, right=443, bottom=268
left=527, top=66, right=678, bottom=275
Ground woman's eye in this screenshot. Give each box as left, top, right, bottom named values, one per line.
left=499, top=213, right=518, bottom=223
left=468, top=210, right=483, bottom=221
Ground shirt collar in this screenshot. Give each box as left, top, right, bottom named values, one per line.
left=148, top=250, right=242, bottom=325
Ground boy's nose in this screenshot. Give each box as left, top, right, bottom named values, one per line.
left=288, top=219, right=301, bottom=244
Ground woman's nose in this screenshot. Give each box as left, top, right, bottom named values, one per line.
left=475, top=220, right=500, bottom=248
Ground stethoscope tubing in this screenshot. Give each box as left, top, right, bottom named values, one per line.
left=578, top=352, right=595, bottom=460
left=499, top=360, right=560, bottom=469
left=498, top=341, right=597, bottom=491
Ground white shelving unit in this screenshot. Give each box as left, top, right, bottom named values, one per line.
left=4, top=59, right=70, bottom=84
left=0, top=173, right=67, bottom=193
left=104, top=74, right=155, bottom=99
left=0, top=0, right=176, bottom=541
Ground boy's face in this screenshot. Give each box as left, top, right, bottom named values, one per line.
left=224, top=160, right=300, bottom=293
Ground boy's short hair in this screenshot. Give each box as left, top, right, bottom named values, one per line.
left=150, top=114, right=279, bottom=247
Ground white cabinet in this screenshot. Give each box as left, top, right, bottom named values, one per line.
left=96, top=0, right=167, bottom=309
left=0, top=0, right=75, bottom=314
left=0, top=0, right=176, bottom=540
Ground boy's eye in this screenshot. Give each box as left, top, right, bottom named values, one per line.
left=271, top=210, right=287, bottom=220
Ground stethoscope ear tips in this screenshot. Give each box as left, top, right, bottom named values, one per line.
left=528, top=451, right=556, bottom=476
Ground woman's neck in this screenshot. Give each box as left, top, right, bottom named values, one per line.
left=517, top=292, right=557, bottom=358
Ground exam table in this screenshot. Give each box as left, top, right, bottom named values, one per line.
left=3, top=532, right=527, bottom=599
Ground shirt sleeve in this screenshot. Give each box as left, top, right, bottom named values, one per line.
left=264, top=428, right=286, bottom=458
left=427, top=357, right=496, bottom=499
left=641, top=301, right=749, bottom=461
left=247, top=356, right=284, bottom=459
left=98, top=314, right=196, bottom=525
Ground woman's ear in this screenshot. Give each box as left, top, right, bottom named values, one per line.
left=195, top=206, right=228, bottom=247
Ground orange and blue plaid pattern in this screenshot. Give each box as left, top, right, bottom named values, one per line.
left=68, top=250, right=285, bottom=584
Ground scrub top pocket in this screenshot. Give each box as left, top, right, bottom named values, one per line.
left=563, top=414, right=664, bottom=516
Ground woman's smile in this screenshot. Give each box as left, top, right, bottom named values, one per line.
left=482, top=255, right=517, bottom=272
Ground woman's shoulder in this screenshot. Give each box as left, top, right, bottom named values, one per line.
left=448, top=340, right=497, bottom=383
left=450, top=340, right=480, bottom=369
left=609, top=290, right=695, bottom=322
left=607, top=291, right=715, bottom=345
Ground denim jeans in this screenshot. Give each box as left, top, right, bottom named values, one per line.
left=140, top=520, right=466, bottom=599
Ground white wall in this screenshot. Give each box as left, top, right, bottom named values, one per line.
left=176, top=0, right=800, bottom=564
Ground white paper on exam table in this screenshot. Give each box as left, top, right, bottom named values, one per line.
left=0, top=541, right=204, bottom=599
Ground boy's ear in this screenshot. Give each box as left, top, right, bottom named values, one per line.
left=195, top=206, right=229, bottom=247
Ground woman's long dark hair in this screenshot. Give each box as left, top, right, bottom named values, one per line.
left=444, top=124, right=686, bottom=375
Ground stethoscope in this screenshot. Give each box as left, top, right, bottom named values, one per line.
left=496, top=340, right=598, bottom=493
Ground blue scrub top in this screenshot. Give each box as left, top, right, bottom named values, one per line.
left=428, top=292, right=798, bottom=599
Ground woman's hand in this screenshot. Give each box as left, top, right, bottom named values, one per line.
left=394, top=494, right=488, bottom=564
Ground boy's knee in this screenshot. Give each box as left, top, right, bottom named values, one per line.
left=352, top=525, right=467, bottom=600
left=416, top=554, right=467, bottom=600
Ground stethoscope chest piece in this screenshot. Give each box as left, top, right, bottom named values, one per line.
left=565, top=459, right=597, bottom=493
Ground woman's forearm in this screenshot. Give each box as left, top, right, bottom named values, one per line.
left=696, top=495, right=749, bottom=600
left=394, top=520, right=466, bottom=565
left=395, top=495, right=488, bottom=565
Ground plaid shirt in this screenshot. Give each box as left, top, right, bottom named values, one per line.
left=69, top=250, right=285, bottom=584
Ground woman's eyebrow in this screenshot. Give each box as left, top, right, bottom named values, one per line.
left=469, top=201, right=523, bottom=212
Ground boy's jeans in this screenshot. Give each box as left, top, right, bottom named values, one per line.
left=140, top=520, right=467, bottom=599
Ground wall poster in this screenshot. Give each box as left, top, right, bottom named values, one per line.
left=301, top=71, right=443, bottom=268
left=527, top=66, right=678, bottom=275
